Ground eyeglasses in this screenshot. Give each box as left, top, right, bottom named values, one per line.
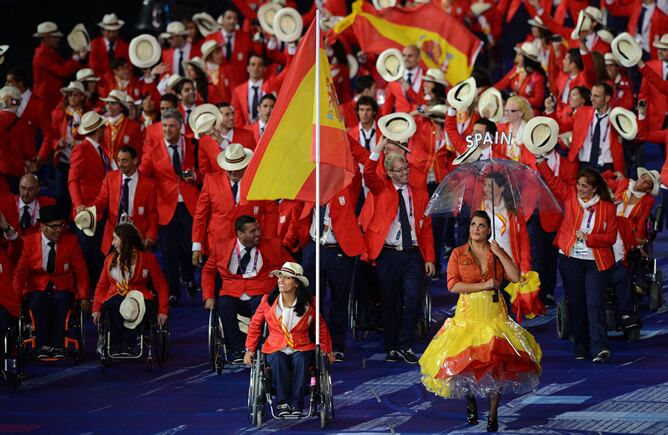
left=390, top=166, right=410, bottom=174
left=503, top=109, right=520, bottom=114
left=44, top=222, right=66, bottom=229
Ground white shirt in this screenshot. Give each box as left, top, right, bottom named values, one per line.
left=358, top=123, right=377, bottom=151
left=485, top=201, right=512, bottom=260
left=172, top=42, right=192, bottom=75
left=247, top=79, right=264, bottom=120
left=275, top=296, right=307, bottom=355
left=165, top=136, right=185, bottom=202
left=220, top=129, right=234, bottom=150
left=18, top=198, right=39, bottom=227
left=221, top=31, right=235, bottom=58
left=228, top=239, right=264, bottom=302
left=638, top=2, right=656, bottom=52
left=258, top=120, right=267, bottom=137
left=41, top=233, right=56, bottom=272
left=663, top=61, right=668, bottom=82
left=578, top=109, right=612, bottom=165
left=546, top=150, right=560, bottom=176
left=309, top=203, right=337, bottom=244
left=18, top=89, right=31, bottom=117
left=385, top=183, right=417, bottom=247
left=403, top=67, right=422, bottom=93
left=561, top=74, right=577, bottom=103
left=613, top=187, right=643, bottom=262
left=566, top=199, right=598, bottom=261
left=120, top=170, right=139, bottom=217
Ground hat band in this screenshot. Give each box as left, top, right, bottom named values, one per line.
left=615, top=117, right=629, bottom=133
left=85, top=117, right=104, bottom=133
left=532, top=127, right=551, bottom=148
left=454, top=84, right=468, bottom=101
left=226, top=154, right=247, bottom=164
left=279, top=266, right=303, bottom=277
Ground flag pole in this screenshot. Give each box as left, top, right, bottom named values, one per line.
left=314, top=8, right=322, bottom=348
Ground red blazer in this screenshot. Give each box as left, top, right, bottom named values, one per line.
left=245, top=294, right=333, bottom=354
left=89, top=37, right=130, bottom=77
left=0, top=111, right=22, bottom=179
left=340, top=99, right=359, bottom=129
left=231, top=79, right=280, bottom=128
left=0, top=190, right=20, bottom=231
left=539, top=9, right=610, bottom=54
left=92, top=170, right=159, bottom=254
left=608, top=177, right=655, bottom=244
left=138, top=135, right=200, bottom=225
left=284, top=187, right=367, bottom=258
left=13, top=231, right=90, bottom=300
left=197, top=129, right=257, bottom=176
left=103, top=115, right=145, bottom=161
left=192, top=171, right=277, bottom=254
left=537, top=160, right=617, bottom=271
left=68, top=138, right=113, bottom=213
left=627, top=3, right=668, bottom=59
left=277, top=200, right=303, bottom=243
left=201, top=237, right=289, bottom=299
left=13, top=195, right=56, bottom=235
left=205, top=30, right=255, bottom=89
left=494, top=67, right=546, bottom=113
left=98, top=74, right=154, bottom=101
left=245, top=122, right=264, bottom=143
left=411, top=118, right=454, bottom=183
left=381, top=81, right=424, bottom=116
left=32, top=43, right=81, bottom=112
left=93, top=251, right=169, bottom=315
left=15, top=92, right=52, bottom=162
left=609, top=73, right=634, bottom=110
left=553, top=53, right=596, bottom=113
left=50, top=105, right=85, bottom=165
left=0, top=235, right=23, bottom=317
left=549, top=106, right=625, bottom=173
left=639, top=60, right=668, bottom=132
left=637, top=117, right=668, bottom=186
left=161, top=44, right=202, bottom=75
left=362, top=157, right=435, bottom=262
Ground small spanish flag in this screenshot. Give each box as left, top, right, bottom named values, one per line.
left=241, top=20, right=355, bottom=204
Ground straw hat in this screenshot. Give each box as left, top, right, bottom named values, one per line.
left=597, top=29, right=614, bottom=44
left=527, top=16, right=547, bottom=30
left=60, top=81, right=86, bottom=96
left=611, top=32, right=642, bottom=68
left=67, top=23, right=90, bottom=52
left=75, top=205, right=97, bottom=237
left=470, top=2, right=492, bottom=16
left=518, top=41, right=540, bottom=63
left=258, top=2, right=282, bottom=35
left=559, top=132, right=573, bottom=148
left=217, top=143, right=254, bottom=171
left=182, top=56, right=206, bottom=75
left=77, top=111, right=106, bottom=135
left=193, top=112, right=219, bottom=139
left=447, top=77, right=477, bottom=111
left=637, top=167, right=661, bottom=196
left=33, top=22, right=63, bottom=38
left=653, top=33, right=668, bottom=50
left=270, top=262, right=309, bottom=287
left=193, top=12, right=220, bottom=37
left=423, top=68, right=447, bottom=86
left=120, top=290, right=146, bottom=329
left=98, top=13, right=125, bottom=31
left=76, top=68, right=100, bottom=82
left=477, top=87, right=504, bottom=122
left=610, top=107, right=638, bottom=141
left=372, top=0, right=397, bottom=10
left=604, top=53, right=618, bottom=65
left=522, top=116, right=560, bottom=156
left=452, top=145, right=482, bottom=166
left=376, top=48, right=405, bottom=82
left=273, top=8, right=304, bottom=43
left=200, top=40, right=221, bottom=61
left=570, top=10, right=594, bottom=40
left=188, top=103, right=223, bottom=133
left=425, top=104, right=448, bottom=120
left=101, top=90, right=130, bottom=110
left=129, top=34, right=161, bottom=69
left=160, top=21, right=189, bottom=39
left=0, top=86, right=20, bottom=101
left=0, top=45, right=7, bottom=66
left=378, top=112, right=416, bottom=150
left=583, top=6, right=605, bottom=25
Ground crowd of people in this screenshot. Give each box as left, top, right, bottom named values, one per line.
left=1, top=0, right=668, bottom=431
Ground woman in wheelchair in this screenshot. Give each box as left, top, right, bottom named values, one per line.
left=92, top=223, right=169, bottom=356
left=244, top=262, right=335, bottom=417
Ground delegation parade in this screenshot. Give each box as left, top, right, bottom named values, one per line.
left=1, top=0, right=668, bottom=432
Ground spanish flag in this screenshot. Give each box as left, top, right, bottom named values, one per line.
left=241, top=20, right=355, bottom=204
left=332, top=0, right=482, bottom=85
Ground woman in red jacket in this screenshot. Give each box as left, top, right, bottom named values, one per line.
left=92, top=223, right=169, bottom=356
left=244, top=262, right=335, bottom=417
left=537, top=162, right=617, bottom=363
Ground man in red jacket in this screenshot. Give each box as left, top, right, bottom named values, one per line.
left=638, top=33, right=668, bottom=131
left=202, top=215, right=288, bottom=363
left=101, top=90, right=144, bottom=160
left=13, top=205, right=90, bottom=360
left=15, top=173, right=55, bottom=235
left=89, top=13, right=129, bottom=77
left=231, top=55, right=281, bottom=128
left=206, top=9, right=255, bottom=89
left=139, top=108, right=200, bottom=304
left=245, top=94, right=275, bottom=143
left=381, top=45, right=425, bottom=116
left=362, top=139, right=435, bottom=364
left=31, top=22, right=84, bottom=113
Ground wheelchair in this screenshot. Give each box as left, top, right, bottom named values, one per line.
left=208, top=298, right=252, bottom=374
left=97, top=299, right=170, bottom=372
left=629, top=216, right=664, bottom=312
left=20, top=298, right=86, bottom=364
left=2, top=319, right=25, bottom=388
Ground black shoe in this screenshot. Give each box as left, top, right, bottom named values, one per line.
left=487, top=417, right=498, bottom=432
left=466, top=397, right=478, bottom=425
left=51, top=348, right=65, bottom=360
left=621, top=314, right=638, bottom=329
left=168, top=295, right=179, bottom=306
left=37, top=346, right=51, bottom=360
left=385, top=350, right=400, bottom=362
left=291, top=408, right=303, bottom=417
left=276, top=402, right=291, bottom=417
left=574, top=353, right=587, bottom=360
left=593, top=349, right=611, bottom=363
left=397, top=348, right=419, bottom=364
left=333, top=351, right=345, bottom=362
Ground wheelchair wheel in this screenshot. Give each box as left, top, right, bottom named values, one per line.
left=208, top=311, right=225, bottom=374
left=155, top=321, right=170, bottom=367
left=421, top=285, right=432, bottom=336
left=248, top=351, right=263, bottom=426
left=556, top=299, right=570, bottom=339
left=317, top=350, right=334, bottom=428
left=348, top=291, right=358, bottom=341
left=649, top=282, right=663, bottom=312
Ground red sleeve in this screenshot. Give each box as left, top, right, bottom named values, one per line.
left=446, top=247, right=463, bottom=290
left=637, top=117, right=668, bottom=144
left=537, top=159, right=572, bottom=203
left=494, top=67, right=515, bottom=91
left=362, top=157, right=386, bottom=196
left=67, top=145, right=86, bottom=209
left=192, top=174, right=212, bottom=248
left=318, top=310, right=333, bottom=354
left=93, top=174, right=111, bottom=215
left=587, top=206, right=618, bottom=248
left=35, top=53, right=80, bottom=81
left=198, top=139, right=214, bottom=177
left=539, top=9, right=572, bottom=41
left=201, top=247, right=218, bottom=301
left=639, top=63, right=668, bottom=97
left=148, top=253, right=169, bottom=315
left=581, top=52, right=596, bottom=87
left=445, top=112, right=469, bottom=155
left=146, top=181, right=159, bottom=242
left=71, top=239, right=91, bottom=300
left=13, top=243, right=29, bottom=296
left=93, top=256, right=111, bottom=313
left=525, top=73, right=546, bottom=110
left=245, top=296, right=269, bottom=352
left=518, top=216, right=532, bottom=272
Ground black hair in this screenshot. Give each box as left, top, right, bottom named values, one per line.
left=572, top=86, right=591, bottom=106
left=111, top=223, right=145, bottom=269
left=567, top=48, right=584, bottom=71
left=111, top=57, right=128, bottom=70
left=576, top=167, right=614, bottom=202
left=7, top=68, right=30, bottom=88
left=470, top=210, right=493, bottom=240
left=354, top=75, right=375, bottom=94
left=117, top=145, right=138, bottom=159
left=259, top=94, right=276, bottom=105
left=217, top=101, right=232, bottom=109
left=523, top=56, right=545, bottom=77
left=356, top=95, right=378, bottom=115
left=489, top=173, right=517, bottom=212
left=175, top=78, right=194, bottom=95
left=266, top=281, right=310, bottom=317
left=593, top=81, right=613, bottom=98
left=474, top=118, right=498, bottom=136
left=247, top=54, right=265, bottom=66
left=431, top=82, right=446, bottom=100
left=235, top=215, right=257, bottom=234
left=160, top=93, right=179, bottom=106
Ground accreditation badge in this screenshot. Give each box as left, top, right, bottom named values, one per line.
left=253, top=206, right=259, bottom=215
left=63, top=263, right=69, bottom=272
left=123, top=135, right=130, bottom=144
left=138, top=206, right=145, bottom=216
left=143, top=269, right=149, bottom=278
left=242, top=270, right=258, bottom=279
left=338, top=196, right=345, bottom=206
left=279, top=216, right=286, bottom=224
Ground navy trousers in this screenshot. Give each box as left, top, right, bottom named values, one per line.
left=267, top=351, right=312, bottom=411
left=27, top=290, right=74, bottom=349
left=76, top=215, right=106, bottom=296
left=302, top=241, right=355, bottom=352
left=375, top=248, right=424, bottom=353
left=559, top=255, right=610, bottom=356
left=527, top=214, right=558, bottom=302
left=609, top=261, right=636, bottom=319
left=217, top=295, right=262, bottom=354
left=158, top=203, right=194, bottom=299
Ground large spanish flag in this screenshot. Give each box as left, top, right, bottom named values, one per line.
left=332, top=0, right=482, bottom=85
left=241, top=21, right=355, bottom=204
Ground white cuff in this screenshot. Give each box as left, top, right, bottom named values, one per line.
left=447, top=107, right=457, bottom=116
left=267, top=37, right=277, bottom=50
left=192, top=242, right=202, bottom=252
left=370, top=152, right=381, bottom=161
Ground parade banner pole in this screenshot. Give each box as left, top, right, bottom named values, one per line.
left=315, top=8, right=322, bottom=346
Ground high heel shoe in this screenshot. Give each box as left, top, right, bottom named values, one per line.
left=466, top=396, right=478, bottom=425
left=487, top=417, right=498, bottom=432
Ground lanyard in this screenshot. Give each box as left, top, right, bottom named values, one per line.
left=398, top=186, right=413, bottom=218
left=585, top=208, right=595, bottom=231
left=589, top=113, right=610, bottom=144
left=235, top=244, right=259, bottom=274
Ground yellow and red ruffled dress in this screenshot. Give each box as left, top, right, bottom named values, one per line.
left=419, top=244, right=542, bottom=399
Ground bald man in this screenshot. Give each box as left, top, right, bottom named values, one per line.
left=15, top=174, right=55, bottom=234
left=381, top=45, right=425, bottom=116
